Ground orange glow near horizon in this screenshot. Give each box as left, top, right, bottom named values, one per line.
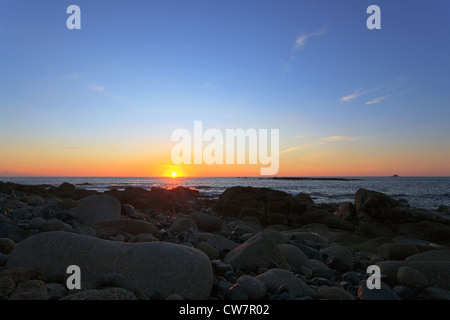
left=1, top=142, right=450, bottom=177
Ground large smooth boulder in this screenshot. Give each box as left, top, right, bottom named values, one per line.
left=69, top=194, right=121, bottom=224
left=7, top=232, right=213, bottom=299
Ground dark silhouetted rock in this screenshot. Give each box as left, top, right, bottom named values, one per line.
left=216, top=187, right=306, bottom=227
left=69, top=194, right=121, bottom=224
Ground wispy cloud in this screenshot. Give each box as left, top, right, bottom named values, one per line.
left=281, top=136, right=368, bottom=155
left=88, top=81, right=105, bottom=92
left=340, top=89, right=366, bottom=102
left=322, top=136, right=362, bottom=142
left=294, top=28, right=327, bottom=49
left=281, top=146, right=304, bottom=154
left=365, top=94, right=391, bottom=105
left=340, top=77, right=407, bottom=104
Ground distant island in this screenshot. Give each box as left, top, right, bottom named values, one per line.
left=392, top=174, right=400, bottom=177
left=265, top=177, right=364, bottom=181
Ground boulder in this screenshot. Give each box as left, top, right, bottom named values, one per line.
left=278, top=244, right=311, bottom=276
left=377, top=260, right=450, bottom=290
left=7, top=231, right=213, bottom=299
left=216, top=187, right=306, bottom=227
left=190, top=211, right=223, bottom=232
left=378, top=243, right=420, bottom=261
left=334, top=202, right=357, bottom=223
left=294, top=193, right=314, bottom=206
left=309, top=259, right=334, bottom=280
left=206, top=234, right=239, bottom=251
left=255, top=268, right=315, bottom=298
left=69, top=194, right=121, bottom=224
left=223, top=233, right=291, bottom=272
left=354, top=189, right=398, bottom=223
left=397, top=266, right=428, bottom=289
left=235, top=275, right=267, bottom=300
left=45, top=283, right=67, bottom=300
left=321, top=245, right=354, bottom=271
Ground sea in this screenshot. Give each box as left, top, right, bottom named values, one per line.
left=0, top=176, right=449, bottom=210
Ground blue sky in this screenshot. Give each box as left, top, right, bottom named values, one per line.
left=0, top=0, right=449, bottom=176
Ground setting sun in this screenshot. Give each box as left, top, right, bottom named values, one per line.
left=171, top=171, right=177, bottom=178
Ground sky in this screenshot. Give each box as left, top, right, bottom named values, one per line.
left=0, top=0, right=449, bottom=177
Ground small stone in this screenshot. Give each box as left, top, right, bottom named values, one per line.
left=393, top=285, right=417, bottom=300
left=45, top=283, right=67, bottom=300
left=342, top=271, right=361, bottom=285
left=235, top=275, right=267, bottom=300
left=0, top=238, right=16, bottom=255
left=321, top=245, right=354, bottom=271
left=309, top=259, right=334, bottom=280
left=211, top=260, right=233, bottom=276
left=30, top=217, right=45, bottom=229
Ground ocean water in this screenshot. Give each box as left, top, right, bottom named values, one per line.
left=1, top=176, right=449, bottom=210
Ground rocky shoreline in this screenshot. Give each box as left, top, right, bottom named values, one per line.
left=0, top=181, right=449, bottom=300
